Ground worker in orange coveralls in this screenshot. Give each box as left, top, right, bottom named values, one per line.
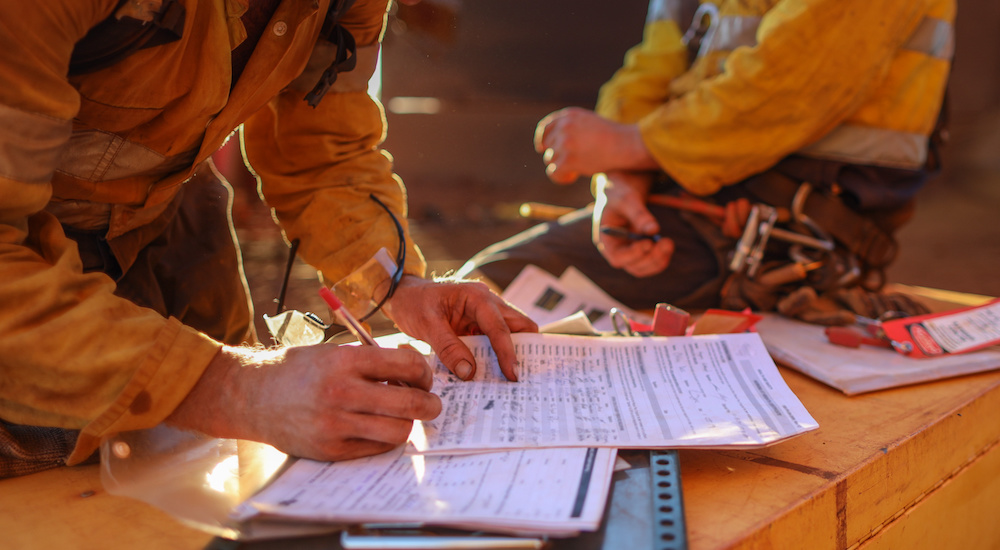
left=0, top=0, right=536, bottom=477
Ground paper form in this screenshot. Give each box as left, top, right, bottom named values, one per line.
left=921, top=300, right=1000, bottom=353
left=410, top=332, right=817, bottom=454
left=757, top=313, right=1000, bottom=394
left=501, top=265, right=651, bottom=332
left=233, top=446, right=616, bottom=537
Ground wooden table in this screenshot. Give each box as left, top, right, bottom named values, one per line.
left=677, top=366, right=1000, bottom=549
left=4, top=365, right=1000, bottom=550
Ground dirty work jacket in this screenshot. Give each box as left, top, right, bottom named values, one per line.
left=595, top=0, right=954, bottom=199
left=0, top=0, right=426, bottom=464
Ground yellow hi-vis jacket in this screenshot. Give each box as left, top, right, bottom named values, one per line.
left=596, top=0, right=955, bottom=197
left=0, top=0, right=426, bottom=464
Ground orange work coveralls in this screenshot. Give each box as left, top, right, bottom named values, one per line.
left=0, top=0, right=426, bottom=470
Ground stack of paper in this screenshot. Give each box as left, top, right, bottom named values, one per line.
left=235, top=266, right=819, bottom=538
left=233, top=447, right=615, bottom=538
left=413, top=332, right=817, bottom=453
left=235, top=331, right=817, bottom=537
left=757, top=313, right=1000, bottom=395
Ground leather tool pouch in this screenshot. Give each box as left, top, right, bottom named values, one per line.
left=672, top=156, right=928, bottom=318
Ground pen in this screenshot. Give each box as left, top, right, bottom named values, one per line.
left=320, top=287, right=417, bottom=388
left=319, top=287, right=378, bottom=346
left=599, top=226, right=662, bottom=242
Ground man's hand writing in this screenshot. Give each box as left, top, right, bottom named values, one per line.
left=166, top=344, right=441, bottom=462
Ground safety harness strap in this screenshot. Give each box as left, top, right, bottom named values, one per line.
left=745, top=172, right=899, bottom=270
left=69, top=0, right=187, bottom=76
left=304, top=0, right=359, bottom=107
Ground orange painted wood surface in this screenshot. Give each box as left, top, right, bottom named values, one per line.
left=0, top=462, right=213, bottom=550
left=3, top=366, right=999, bottom=549
left=679, top=366, right=1000, bottom=549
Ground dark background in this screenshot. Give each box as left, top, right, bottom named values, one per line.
left=224, top=0, right=1000, bottom=338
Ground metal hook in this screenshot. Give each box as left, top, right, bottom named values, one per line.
left=610, top=308, right=634, bottom=337
left=790, top=183, right=834, bottom=246
left=681, top=2, right=721, bottom=60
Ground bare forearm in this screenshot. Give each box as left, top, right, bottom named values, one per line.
left=165, top=346, right=267, bottom=441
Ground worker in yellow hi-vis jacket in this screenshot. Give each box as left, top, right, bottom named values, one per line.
left=461, top=0, right=953, bottom=324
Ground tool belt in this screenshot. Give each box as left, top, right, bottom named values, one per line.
left=676, top=168, right=919, bottom=321
left=745, top=172, right=900, bottom=274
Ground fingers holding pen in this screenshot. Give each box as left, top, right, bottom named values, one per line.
left=190, top=344, right=443, bottom=463
left=355, top=346, right=436, bottom=391
left=286, top=345, right=441, bottom=419
left=599, top=230, right=675, bottom=278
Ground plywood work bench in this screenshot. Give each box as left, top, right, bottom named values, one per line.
left=3, top=362, right=1000, bottom=550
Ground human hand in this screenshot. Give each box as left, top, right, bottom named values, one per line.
left=592, top=171, right=675, bottom=278
left=534, top=107, right=658, bottom=185
left=384, top=275, right=538, bottom=381
left=167, top=344, right=442, bottom=462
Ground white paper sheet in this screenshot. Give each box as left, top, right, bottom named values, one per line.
left=756, top=313, right=1000, bottom=395
left=233, top=446, right=616, bottom=537
left=501, top=265, right=652, bottom=333
left=410, top=332, right=817, bottom=454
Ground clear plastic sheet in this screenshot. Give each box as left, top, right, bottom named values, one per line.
left=326, top=247, right=398, bottom=320
left=100, top=426, right=294, bottom=539
left=262, top=310, right=328, bottom=347
left=98, top=248, right=398, bottom=539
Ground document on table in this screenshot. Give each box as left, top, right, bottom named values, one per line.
left=233, top=446, right=617, bottom=537
left=501, top=265, right=652, bottom=333
left=410, top=332, right=818, bottom=454
left=756, top=313, right=1000, bottom=395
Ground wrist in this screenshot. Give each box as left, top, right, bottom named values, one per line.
left=619, top=125, right=659, bottom=171
left=381, top=274, right=427, bottom=321
left=165, top=345, right=272, bottom=441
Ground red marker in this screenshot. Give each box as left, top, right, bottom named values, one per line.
left=319, top=287, right=378, bottom=346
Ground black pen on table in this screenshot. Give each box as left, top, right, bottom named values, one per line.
left=599, top=226, right=662, bottom=242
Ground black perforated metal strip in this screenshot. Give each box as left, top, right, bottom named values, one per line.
left=650, top=449, right=688, bottom=550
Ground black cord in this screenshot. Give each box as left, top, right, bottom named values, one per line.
left=359, top=193, right=406, bottom=322
left=272, top=195, right=404, bottom=321
left=276, top=238, right=300, bottom=316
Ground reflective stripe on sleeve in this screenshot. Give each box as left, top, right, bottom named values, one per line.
left=701, top=15, right=954, bottom=60
left=796, top=124, right=929, bottom=170
left=704, top=14, right=760, bottom=52
left=902, top=17, right=954, bottom=60
left=646, top=0, right=690, bottom=25
left=0, top=103, right=71, bottom=184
